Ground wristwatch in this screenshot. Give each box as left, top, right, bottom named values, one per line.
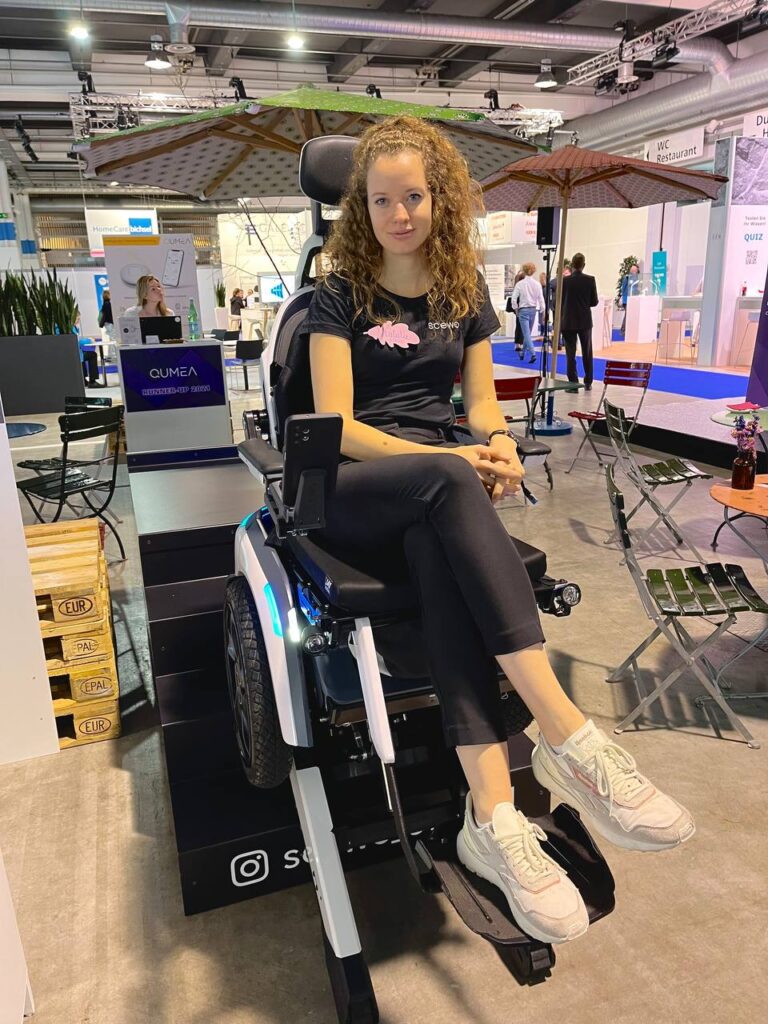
left=487, top=428, right=516, bottom=445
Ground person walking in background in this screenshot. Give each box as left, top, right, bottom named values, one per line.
left=230, top=288, right=247, bottom=315
left=98, top=287, right=114, bottom=353
left=508, top=270, right=526, bottom=355
left=561, top=252, right=598, bottom=392
left=620, top=263, right=640, bottom=335
left=98, top=288, right=113, bottom=334
left=510, top=262, right=544, bottom=365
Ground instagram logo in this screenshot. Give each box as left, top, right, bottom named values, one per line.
left=231, top=850, right=270, bottom=887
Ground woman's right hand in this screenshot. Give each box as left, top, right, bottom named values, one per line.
left=445, top=445, right=521, bottom=492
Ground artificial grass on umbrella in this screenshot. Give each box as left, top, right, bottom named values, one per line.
left=72, top=86, right=536, bottom=201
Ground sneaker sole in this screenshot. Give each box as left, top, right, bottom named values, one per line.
left=532, top=750, right=696, bottom=853
left=455, top=831, right=589, bottom=945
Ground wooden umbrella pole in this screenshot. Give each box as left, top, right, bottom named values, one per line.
left=549, top=188, right=570, bottom=384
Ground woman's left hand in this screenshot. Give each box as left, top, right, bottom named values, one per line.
left=487, top=434, right=524, bottom=504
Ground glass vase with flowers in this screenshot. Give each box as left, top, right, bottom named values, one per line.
left=730, top=414, right=762, bottom=490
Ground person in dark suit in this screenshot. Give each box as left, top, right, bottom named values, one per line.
left=560, top=252, right=598, bottom=391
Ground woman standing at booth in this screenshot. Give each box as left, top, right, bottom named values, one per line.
left=306, top=115, right=694, bottom=947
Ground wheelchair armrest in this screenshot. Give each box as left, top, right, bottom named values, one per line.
left=237, top=437, right=284, bottom=482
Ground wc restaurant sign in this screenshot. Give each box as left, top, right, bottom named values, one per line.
left=644, top=127, right=705, bottom=166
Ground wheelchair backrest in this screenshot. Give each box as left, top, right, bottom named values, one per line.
left=262, top=135, right=358, bottom=450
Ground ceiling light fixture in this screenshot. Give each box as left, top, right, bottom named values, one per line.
left=230, top=76, right=248, bottom=100
left=68, top=25, right=90, bottom=42
left=651, top=36, right=679, bottom=69
left=617, top=60, right=638, bottom=86
left=77, top=70, right=95, bottom=95
left=287, top=1, right=304, bottom=52
left=365, top=83, right=382, bottom=99
left=742, top=0, right=768, bottom=30
left=534, top=58, right=557, bottom=90
left=594, top=71, right=618, bottom=96
left=484, top=88, right=500, bottom=111
left=145, top=35, right=172, bottom=71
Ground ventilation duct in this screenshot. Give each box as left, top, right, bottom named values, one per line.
left=1, top=0, right=734, bottom=73
left=164, top=3, right=195, bottom=55
left=563, top=48, right=767, bottom=152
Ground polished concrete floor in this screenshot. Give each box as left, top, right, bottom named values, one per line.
left=2, top=371, right=767, bottom=1024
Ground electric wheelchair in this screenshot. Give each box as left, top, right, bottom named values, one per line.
left=224, top=135, right=615, bottom=1024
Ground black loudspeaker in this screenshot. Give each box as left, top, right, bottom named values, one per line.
left=536, top=207, right=561, bottom=248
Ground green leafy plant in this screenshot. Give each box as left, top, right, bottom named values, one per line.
left=214, top=279, right=226, bottom=307
left=0, top=271, right=38, bottom=336
left=616, top=255, right=641, bottom=307
left=0, top=269, right=78, bottom=337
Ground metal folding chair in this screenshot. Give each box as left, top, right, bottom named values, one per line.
left=566, top=360, right=652, bottom=474
left=453, top=375, right=552, bottom=500
left=16, top=406, right=126, bottom=559
left=604, top=466, right=768, bottom=749
left=493, top=376, right=553, bottom=491
left=603, top=400, right=711, bottom=561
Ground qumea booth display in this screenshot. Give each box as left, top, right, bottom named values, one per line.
left=117, top=341, right=232, bottom=455
left=221, top=136, right=613, bottom=1024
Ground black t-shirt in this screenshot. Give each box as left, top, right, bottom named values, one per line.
left=303, top=272, right=499, bottom=439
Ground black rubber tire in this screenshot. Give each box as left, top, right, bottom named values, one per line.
left=501, top=689, right=534, bottom=735
left=224, top=575, right=292, bottom=789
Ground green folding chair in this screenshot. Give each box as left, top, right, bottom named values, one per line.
left=603, top=399, right=711, bottom=560
left=604, top=465, right=768, bottom=749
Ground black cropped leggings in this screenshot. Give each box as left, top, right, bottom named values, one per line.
left=320, top=453, right=545, bottom=746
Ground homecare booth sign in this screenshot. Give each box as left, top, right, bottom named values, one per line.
left=85, top=208, right=158, bottom=257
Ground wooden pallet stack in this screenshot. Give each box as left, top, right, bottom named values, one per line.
left=24, top=519, right=120, bottom=749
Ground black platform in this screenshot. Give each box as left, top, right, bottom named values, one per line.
left=131, top=459, right=314, bottom=914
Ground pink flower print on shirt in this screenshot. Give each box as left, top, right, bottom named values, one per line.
left=365, top=321, right=420, bottom=349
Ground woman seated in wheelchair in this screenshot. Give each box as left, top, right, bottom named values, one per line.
left=306, top=116, right=694, bottom=946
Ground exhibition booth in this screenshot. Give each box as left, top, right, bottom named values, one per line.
left=2, top=88, right=768, bottom=1024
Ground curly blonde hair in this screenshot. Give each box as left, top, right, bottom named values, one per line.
left=321, top=115, right=486, bottom=325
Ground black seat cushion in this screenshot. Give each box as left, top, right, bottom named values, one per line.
left=313, top=645, right=432, bottom=709
left=287, top=531, right=547, bottom=615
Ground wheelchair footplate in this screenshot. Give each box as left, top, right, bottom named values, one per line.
left=415, top=804, right=615, bottom=982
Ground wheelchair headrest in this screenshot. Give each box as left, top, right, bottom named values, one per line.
left=299, top=136, right=358, bottom=207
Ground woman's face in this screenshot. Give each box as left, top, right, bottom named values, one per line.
left=367, top=150, right=432, bottom=257
left=147, top=278, right=164, bottom=303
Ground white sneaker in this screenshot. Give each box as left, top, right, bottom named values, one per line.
left=456, top=794, right=589, bottom=945
left=532, top=721, right=696, bottom=853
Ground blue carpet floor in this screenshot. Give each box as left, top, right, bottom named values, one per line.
left=492, top=342, right=749, bottom=400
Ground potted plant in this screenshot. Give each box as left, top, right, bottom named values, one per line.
left=214, top=279, right=228, bottom=330
left=0, top=269, right=85, bottom=415
left=730, top=415, right=762, bottom=490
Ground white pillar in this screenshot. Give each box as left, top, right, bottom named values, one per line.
left=0, top=396, right=60, bottom=765
left=0, top=161, right=22, bottom=271
left=13, top=191, right=40, bottom=270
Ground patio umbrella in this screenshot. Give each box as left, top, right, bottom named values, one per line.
left=72, top=86, right=536, bottom=201
left=481, top=145, right=728, bottom=378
